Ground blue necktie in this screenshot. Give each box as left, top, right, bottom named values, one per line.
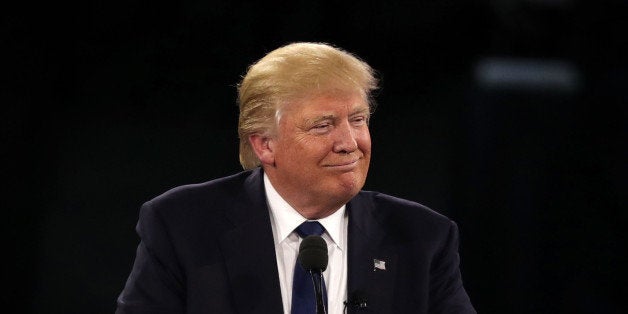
left=291, top=221, right=328, bottom=314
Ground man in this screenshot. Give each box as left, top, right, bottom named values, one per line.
left=116, top=42, right=475, bottom=313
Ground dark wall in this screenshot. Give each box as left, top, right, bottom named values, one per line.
left=4, top=1, right=625, bottom=313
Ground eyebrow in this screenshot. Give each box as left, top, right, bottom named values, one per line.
left=305, top=115, right=336, bottom=126
left=350, top=107, right=370, bottom=116
left=304, top=108, right=370, bottom=126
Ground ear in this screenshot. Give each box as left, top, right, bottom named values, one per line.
left=248, top=134, right=276, bottom=166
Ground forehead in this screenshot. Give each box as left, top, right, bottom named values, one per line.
left=282, top=91, right=369, bottom=116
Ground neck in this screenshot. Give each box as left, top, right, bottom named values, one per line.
left=263, top=171, right=347, bottom=220
left=275, top=184, right=344, bottom=219
left=294, top=204, right=340, bottom=220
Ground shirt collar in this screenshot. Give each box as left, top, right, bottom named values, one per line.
left=264, top=173, right=346, bottom=249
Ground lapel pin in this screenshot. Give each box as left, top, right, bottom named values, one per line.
left=373, top=259, right=386, bottom=271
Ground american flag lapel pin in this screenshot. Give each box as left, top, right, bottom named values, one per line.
left=373, top=259, right=386, bottom=271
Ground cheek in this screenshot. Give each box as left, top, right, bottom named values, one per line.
left=357, top=130, right=372, bottom=152
left=300, top=136, right=334, bottom=153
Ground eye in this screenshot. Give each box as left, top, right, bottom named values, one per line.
left=310, top=122, right=332, bottom=134
left=315, top=122, right=331, bottom=129
left=351, top=115, right=368, bottom=126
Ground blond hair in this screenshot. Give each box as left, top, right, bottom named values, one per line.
left=237, top=42, right=378, bottom=169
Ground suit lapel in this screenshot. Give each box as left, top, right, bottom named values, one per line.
left=347, top=193, right=397, bottom=313
left=218, top=169, right=284, bottom=314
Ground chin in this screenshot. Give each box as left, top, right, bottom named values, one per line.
left=336, top=176, right=366, bottom=197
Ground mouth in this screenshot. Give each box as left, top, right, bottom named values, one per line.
left=323, top=159, right=360, bottom=170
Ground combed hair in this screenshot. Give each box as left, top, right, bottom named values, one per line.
left=236, top=42, right=379, bottom=170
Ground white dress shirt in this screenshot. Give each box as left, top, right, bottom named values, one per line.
left=264, top=173, right=348, bottom=314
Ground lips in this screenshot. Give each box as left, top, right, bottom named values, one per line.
left=323, top=158, right=360, bottom=168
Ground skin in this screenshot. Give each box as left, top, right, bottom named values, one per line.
left=249, top=91, right=372, bottom=219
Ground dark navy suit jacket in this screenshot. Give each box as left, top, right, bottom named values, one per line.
left=116, top=168, right=475, bottom=313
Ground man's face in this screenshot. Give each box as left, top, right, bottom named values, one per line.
left=264, top=91, right=371, bottom=215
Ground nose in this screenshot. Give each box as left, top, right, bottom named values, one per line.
left=332, top=120, right=358, bottom=154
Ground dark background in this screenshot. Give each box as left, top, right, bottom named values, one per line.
left=4, top=1, right=626, bottom=313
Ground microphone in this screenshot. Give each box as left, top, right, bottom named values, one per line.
left=298, top=235, right=328, bottom=314
left=344, top=290, right=368, bottom=312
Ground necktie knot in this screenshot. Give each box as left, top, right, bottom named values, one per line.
left=296, top=221, right=325, bottom=238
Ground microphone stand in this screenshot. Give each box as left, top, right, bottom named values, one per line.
left=309, top=270, right=327, bottom=314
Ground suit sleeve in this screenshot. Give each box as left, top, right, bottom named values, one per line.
left=429, top=221, right=476, bottom=314
left=116, top=202, right=186, bottom=314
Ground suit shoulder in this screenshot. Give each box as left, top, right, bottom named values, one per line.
left=142, top=170, right=254, bottom=215
left=355, top=190, right=455, bottom=239
left=360, top=191, right=451, bottom=222
left=149, top=171, right=250, bottom=203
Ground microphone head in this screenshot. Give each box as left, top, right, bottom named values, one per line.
left=298, top=235, right=328, bottom=272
